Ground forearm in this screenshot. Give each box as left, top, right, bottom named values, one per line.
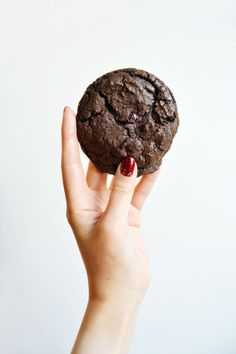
left=71, top=298, right=140, bottom=354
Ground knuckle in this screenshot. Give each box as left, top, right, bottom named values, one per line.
left=66, top=208, right=77, bottom=225
left=112, top=183, right=131, bottom=198
left=66, top=209, right=73, bottom=224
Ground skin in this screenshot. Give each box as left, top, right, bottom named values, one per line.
left=61, top=106, right=160, bottom=354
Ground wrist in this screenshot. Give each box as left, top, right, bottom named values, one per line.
left=87, top=277, right=149, bottom=309
left=88, top=289, right=144, bottom=310
left=71, top=298, right=140, bottom=354
left=88, top=296, right=141, bottom=322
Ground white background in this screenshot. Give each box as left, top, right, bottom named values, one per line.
left=1, top=0, right=236, bottom=353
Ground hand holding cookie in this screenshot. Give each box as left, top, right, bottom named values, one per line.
left=61, top=106, right=160, bottom=354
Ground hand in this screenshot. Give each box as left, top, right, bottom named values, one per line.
left=61, top=106, right=160, bottom=302
left=61, top=106, right=160, bottom=353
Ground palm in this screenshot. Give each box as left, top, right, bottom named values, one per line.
left=69, top=182, right=141, bottom=237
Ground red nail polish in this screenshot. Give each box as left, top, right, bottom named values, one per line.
left=120, top=157, right=135, bottom=177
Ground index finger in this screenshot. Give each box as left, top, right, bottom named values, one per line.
left=61, top=106, right=87, bottom=212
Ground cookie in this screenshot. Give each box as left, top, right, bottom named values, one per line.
left=76, top=68, right=179, bottom=177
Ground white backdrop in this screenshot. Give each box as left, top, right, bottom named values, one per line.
left=1, top=0, right=236, bottom=353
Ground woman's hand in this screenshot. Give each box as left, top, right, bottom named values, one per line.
left=61, top=107, right=160, bottom=354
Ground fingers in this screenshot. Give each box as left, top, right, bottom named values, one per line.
left=86, top=161, right=107, bottom=191
left=102, top=157, right=137, bottom=229
left=131, top=167, right=161, bottom=210
left=61, top=106, right=87, bottom=212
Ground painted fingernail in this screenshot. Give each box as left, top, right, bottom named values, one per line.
left=120, top=157, right=135, bottom=177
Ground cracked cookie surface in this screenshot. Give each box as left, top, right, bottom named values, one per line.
left=76, top=68, right=179, bottom=177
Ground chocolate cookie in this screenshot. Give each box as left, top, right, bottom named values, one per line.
left=76, top=68, right=179, bottom=177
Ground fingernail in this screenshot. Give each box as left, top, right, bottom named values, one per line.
left=64, top=106, right=73, bottom=114
left=120, top=157, right=135, bottom=177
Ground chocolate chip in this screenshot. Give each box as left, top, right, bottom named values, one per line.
left=127, top=112, right=139, bottom=123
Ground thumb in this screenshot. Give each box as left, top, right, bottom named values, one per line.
left=102, top=157, right=137, bottom=229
